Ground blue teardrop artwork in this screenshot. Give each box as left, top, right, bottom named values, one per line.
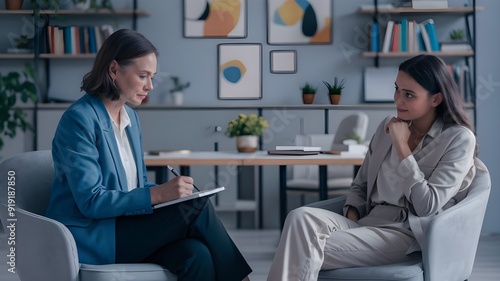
left=220, top=60, right=247, bottom=84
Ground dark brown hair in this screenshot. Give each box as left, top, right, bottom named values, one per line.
left=81, top=29, right=158, bottom=100
left=399, top=54, right=473, bottom=132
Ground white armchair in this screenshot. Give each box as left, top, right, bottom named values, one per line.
left=0, top=150, right=177, bottom=281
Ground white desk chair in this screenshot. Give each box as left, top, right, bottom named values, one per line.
left=286, top=112, right=369, bottom=205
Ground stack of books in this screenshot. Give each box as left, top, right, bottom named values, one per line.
left=268, top=146, right=321, bottom=155
left=378, top=18, right=440, bottom=53
left=45, top=25, right=114, bottom=55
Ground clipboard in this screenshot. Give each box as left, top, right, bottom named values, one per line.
left=153, top=186, right=225, bottom=209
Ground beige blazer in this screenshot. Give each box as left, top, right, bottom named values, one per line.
left=344, top=116, right=476, bottom=252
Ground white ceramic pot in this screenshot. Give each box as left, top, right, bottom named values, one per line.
left=236, top=135, right=258, bottom=153
left=74, top=0, right=91, bottom=10
left=172, top=91, right=183, bottom=106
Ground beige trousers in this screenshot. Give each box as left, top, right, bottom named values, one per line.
left=267, top=207, right=416, bottom=281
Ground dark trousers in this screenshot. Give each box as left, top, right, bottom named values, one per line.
left=115, top=197, right=252, bottom=281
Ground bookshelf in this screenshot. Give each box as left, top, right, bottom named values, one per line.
left=359, top=0, right=480, bottom=127
left=0, top=0, right=148, bottom=151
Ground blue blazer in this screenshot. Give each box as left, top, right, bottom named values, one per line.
left=45, top=94, right=156, bottom=264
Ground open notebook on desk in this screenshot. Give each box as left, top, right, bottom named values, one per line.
left=153, top=186, right=225, bottom=209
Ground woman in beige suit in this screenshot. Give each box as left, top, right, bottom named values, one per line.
left=267, top=54, right=477, bottom=281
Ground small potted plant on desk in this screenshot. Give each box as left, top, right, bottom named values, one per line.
left=226, top=113, right=268, bottom=153
left=300, top=82, right=316, bottom=104
left=0, top=63, right=37, bottom=152
left=169, top=76, right=190, bottom=106
left=323, top=77, right=345, bottom=105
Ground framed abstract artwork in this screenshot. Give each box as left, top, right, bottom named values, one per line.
left=270, top=50, right=297, bottom=74
left=183, top=0, right=247, bottom=38
left=267, top=0, right=332, bottom=45
left=218, top=44, right=262, bottom=100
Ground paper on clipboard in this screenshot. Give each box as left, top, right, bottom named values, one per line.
left=153, top=187, right=225, bottom=209
left=364, top=66, right=398, bottom=102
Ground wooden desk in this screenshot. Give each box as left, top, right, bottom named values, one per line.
left=145, top=151, right=364, bottom=228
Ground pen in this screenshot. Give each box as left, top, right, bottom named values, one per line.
left=167, top=165, right=200, bottom=191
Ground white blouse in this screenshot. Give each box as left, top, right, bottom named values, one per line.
left=108, top=107, right=138, bottom=192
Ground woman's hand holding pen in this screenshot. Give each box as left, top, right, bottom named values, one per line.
left=150, top=176, right=196, bottom=206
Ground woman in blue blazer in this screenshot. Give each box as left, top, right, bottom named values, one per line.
left=45, top=29, right=251, bottom=281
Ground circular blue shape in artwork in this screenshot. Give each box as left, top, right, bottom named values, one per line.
left=223, top=66, right=242, bottom=83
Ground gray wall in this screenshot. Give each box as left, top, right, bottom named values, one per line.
left=1, top=0, right=498, bottom=232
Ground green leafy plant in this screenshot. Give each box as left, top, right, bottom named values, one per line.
left=14, top=35, right=33, bottom=49
left=226, top=113, right=269, bottom=137
left=449, top=29, right=465, bottom=41
left=0, top=63, right=37, bottom=150
left=169, top=76, right=190, bottom=93
left=300, top=82, right=317, bottom=94
left=323, top=77, right=345, bottom=95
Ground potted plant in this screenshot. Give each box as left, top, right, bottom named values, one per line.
left=300, top=82, right=316, bottom=104
left=0, top=63, right=37, bottom=151
left=5, top=0, right=24, bottom=10
left=169, top=76, right=190, bottom=106
left=7, top=35, right=33, bottom=54
left=449, top=29, right=465, bottom=41
left=226, top=113, right=268, bottom=153
left=323, top=77, right=345, bottom=105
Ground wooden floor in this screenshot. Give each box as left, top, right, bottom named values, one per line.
left=1, top=228, right=499, bottom=280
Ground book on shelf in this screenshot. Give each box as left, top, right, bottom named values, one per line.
left=419, top=21, right=432, bottom=52
left=381, top=20, right=394, bottom=53
left=370, top=21, right=380, bottom=52
left=327, top=144, right=368, bottom=155
left=275, top=146, right=322, bottom=152
left=391, top=22, right=400, bottom=52
left=400, top=18, right=408, bottom=52
left=422, top=19, right=440, bottom=51
left=440, top=41, right=472, bottom=52
left=45, top=24, right=114, bottom=55
left=412, top=0, right=448, bottom=9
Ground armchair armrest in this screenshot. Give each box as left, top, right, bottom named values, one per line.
left=11, top=206, right=81, bottom=281
left=423, top=170, right=491, bottom=281
left=304, top=195, right=347, bottom=214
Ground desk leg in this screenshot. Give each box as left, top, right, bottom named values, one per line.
left=319, top=165, right=327, bottom=200
left=279, top=165, right=287, bottom=229
left=180, top=166, right=190, bottom=176
left=147, top=166, right=169, bottom=184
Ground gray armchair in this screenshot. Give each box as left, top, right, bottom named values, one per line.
left=304, top=158, right=491, bottom=281
left=286, top=112, right=369, bottom=204
left=0, top=150, right=177, bottom=281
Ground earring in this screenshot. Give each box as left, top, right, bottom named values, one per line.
left=113, top=79, right=117, bottom=88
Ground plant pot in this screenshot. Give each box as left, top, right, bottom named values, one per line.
left=236, top=135, right=258, bottom=153
left=74, top=0, right=91, bottom=10
left=302, top=93, right=315, bottom=104
left=172, top=91, right=183, bottom=106
left=329, top=94, right=341, bottom=105
left=5, top=0, right=24, bottom=9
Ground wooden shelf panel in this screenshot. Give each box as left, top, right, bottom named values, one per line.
left=0, top=9, right=149, bottom=16
left=362, top=51, right=474, bottom=58
left=39, top=53, right=96, bottom=59
left=358, top=6, right=483, bottom=14
left=0, top=53, right=34, bottom=59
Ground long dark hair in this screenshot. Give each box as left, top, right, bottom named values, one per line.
left=81, top=29, right=158, bottom=100
left=399, top=54, right=473, bottom=132
left=400, top=54, right=477, bottom=157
